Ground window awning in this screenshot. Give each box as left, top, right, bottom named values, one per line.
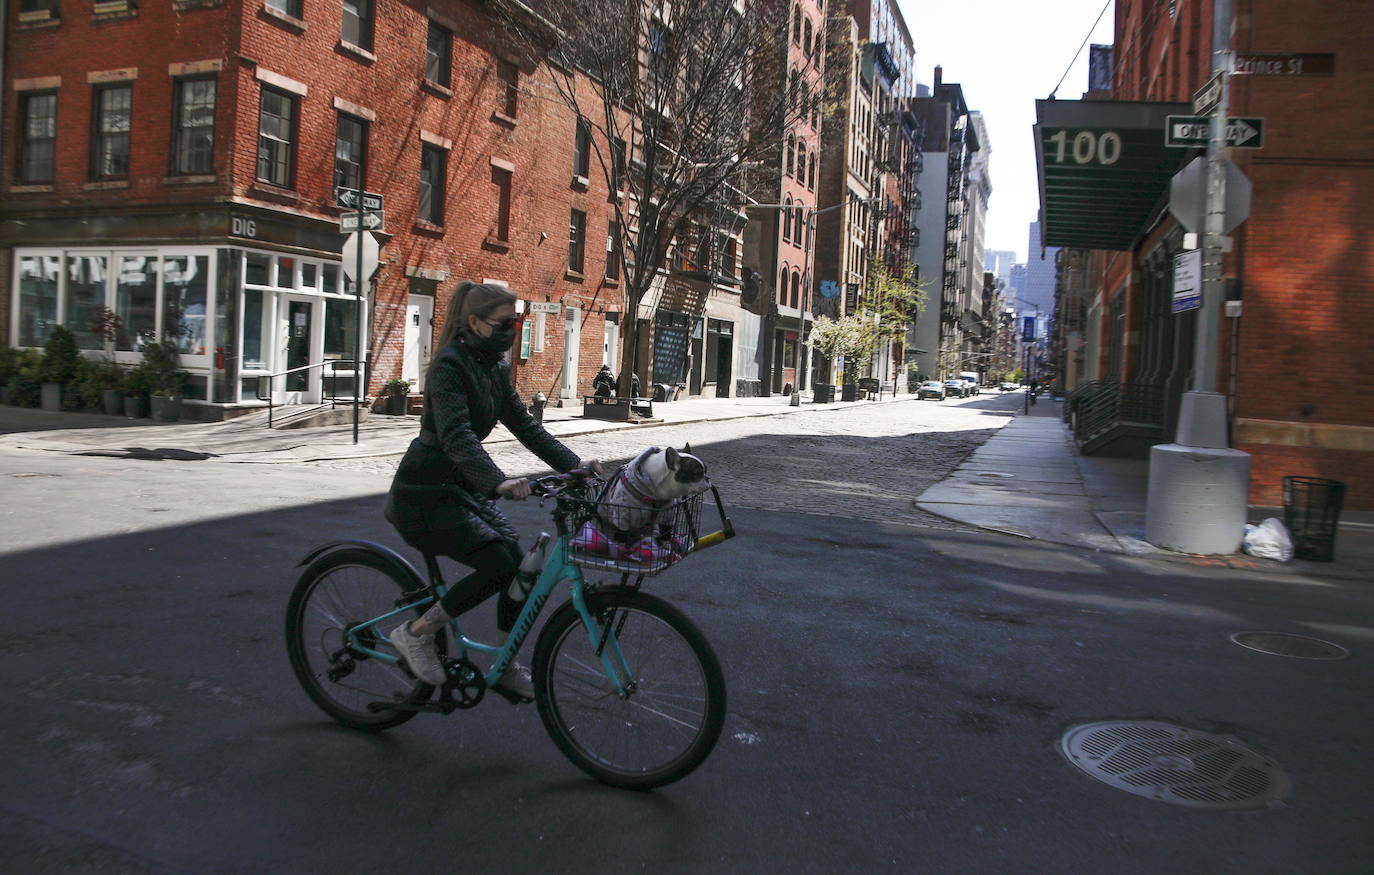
left=1034, top=99, right=1191, bottom=251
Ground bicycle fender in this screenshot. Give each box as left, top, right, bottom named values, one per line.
left=296, top=539, right=428, bottom=591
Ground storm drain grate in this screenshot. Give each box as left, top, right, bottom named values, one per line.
left=1060, top=721, right=1288, bottom=810
left=1230, top=631, right=1350, bottom=660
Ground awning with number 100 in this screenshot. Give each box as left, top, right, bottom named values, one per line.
left=1034, top=99, right=1192, bottom=251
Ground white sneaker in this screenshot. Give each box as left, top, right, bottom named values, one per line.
left=492, top=659, right=534, bottom=702
left=388, top=622, right=446, bottom=686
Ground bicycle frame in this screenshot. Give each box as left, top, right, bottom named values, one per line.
left=340, top=534, right=635, bottom=697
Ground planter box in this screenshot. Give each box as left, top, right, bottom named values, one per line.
left=102, top=389, right=123, bottom=415
left=150, top=395, right=182, bottom=422
left=41, top=382, right=64, bottom=411
left=124, top=396, right=147, bottom=418
left=384, top=394, right=408, bottom=415
left=841, top=383, right=858, bottom=402
left=812, top=384, right=835, bottom=404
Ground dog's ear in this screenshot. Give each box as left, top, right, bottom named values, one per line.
left=682, top=442, right=692, bottom=455
left=664, top=446, right=680, bottom=470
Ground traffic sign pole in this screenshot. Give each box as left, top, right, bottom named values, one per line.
left=353, top=189, right=364, bottom=445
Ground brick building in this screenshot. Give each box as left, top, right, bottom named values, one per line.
left=3, top=0, right=622, bottom=418
left=1037, top=0, right=1373, bottom=508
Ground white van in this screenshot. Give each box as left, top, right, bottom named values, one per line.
left=958, top=372, right=980, bottom=396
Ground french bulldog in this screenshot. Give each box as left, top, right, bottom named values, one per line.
left=597, top=444, right=708, bottom=537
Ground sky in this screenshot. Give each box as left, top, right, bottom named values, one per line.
left=895, top=0, right=1116, bottom=264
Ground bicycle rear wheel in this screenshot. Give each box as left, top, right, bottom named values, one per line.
left=286, top=547, right=436, bottom=730
left=533, top=588, right=726, bottom=790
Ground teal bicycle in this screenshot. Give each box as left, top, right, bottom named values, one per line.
left=285, top=469, right=734, bottom=790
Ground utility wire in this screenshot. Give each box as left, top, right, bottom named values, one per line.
left=1049, top=0, right=1113, bottom=99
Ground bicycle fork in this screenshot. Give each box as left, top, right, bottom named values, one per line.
left=572, top=588, right=636, bottom=698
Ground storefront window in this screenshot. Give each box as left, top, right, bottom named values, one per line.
left=301, top=262, right=317, bottom=290
left=324, top=298, right=358, bottom=363
left=116, top=255, right=157, bottom=350
left=18, top=255, right=59, bottom=347
left=277, top=256, right=295, bottom=288
left=242, top=288, right=265, bottom=370
left=322, top=264, right=338, bottom=294
left=65, top=255, right=107, bottom=350
left=163, top=255, right=208, bottom=355
left=245, top=252, right=270, bottom=286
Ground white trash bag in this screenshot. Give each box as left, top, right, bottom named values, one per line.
left=1242, top=517, right=1294, bottom=562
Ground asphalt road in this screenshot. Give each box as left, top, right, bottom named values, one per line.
left=2, top=415, right=1372, bottom=872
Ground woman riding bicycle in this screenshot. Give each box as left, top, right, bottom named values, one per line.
left=385, top=281, right=603, bottom=700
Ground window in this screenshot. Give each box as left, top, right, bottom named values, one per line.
left=781, top=199, right=792, bottom=242
left=264, top=0, right=300, bottom=18
left=648, top=23, right=668, bottom=75
left=778, top=266, right=788, bottom=306
left=172, top=78, right=216, bottom=176
left=334, top=113, right=367, bottom=193
left=791, top=271, right=800, bottom=308
left=90, top=85, right=132, bottom=180
left=796, top=141, right=807, bottom=181
left=18, top=92, right=57, bottom=184
left=568, top=209, right=587, bottom=273
left=785, top=135, right=795, bottom=177
left=573, top=117, right=591, bottom=179
left=418, top=144, right=446, bottom=224
left=719, top=235, right=737, bottom=279
left=808, top=153, right=816, bottom=190
left=804, top=19, right=813, bottom=57
left=162, top=255, right=209, bottom=355
left=496, top=58, right=519, bottom=117
left=256, top=87, right=296, bottom=187
left=342, top=0, right=373, bottom=51
left=605, top=220, right=621, bottom=280
left=20, top=0, right=61, bottom=15
left=491, top=166, right=512, bottom=241
left=426, top=20, right=452, bottom=86
left=792, top=5, right=801, bottom=43
left=65, top=255, right=107, bottom=349
left=610, top=137, right=626, bottom=195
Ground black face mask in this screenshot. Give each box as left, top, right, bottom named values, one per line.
left=467, top=326, right=516, bottom=354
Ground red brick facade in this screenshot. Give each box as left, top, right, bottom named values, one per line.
left=3, top=0, right=620, bottom=407
left=1085, top=0, right=1374, bottom=509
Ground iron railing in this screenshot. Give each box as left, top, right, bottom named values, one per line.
left=255, top=358, right=367, bottom=428
left=1069, top=380, right=1165, bottom=446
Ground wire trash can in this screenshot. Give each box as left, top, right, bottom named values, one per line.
left=1282, top=476, right=1346, bottom=562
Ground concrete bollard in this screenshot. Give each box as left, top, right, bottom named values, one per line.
left=530, top=392, right=547, bottom=424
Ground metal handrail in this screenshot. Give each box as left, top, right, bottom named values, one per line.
left=255, top=358, right=367, bottom=428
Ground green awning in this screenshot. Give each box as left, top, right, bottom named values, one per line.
left=1034, top=99, right=1192, bottom=250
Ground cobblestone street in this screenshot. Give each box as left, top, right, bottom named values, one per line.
left=308, top=393, right=1022, bottom=529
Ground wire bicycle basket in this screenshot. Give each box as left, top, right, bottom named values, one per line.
left=553, top=482, right=729, bottom=577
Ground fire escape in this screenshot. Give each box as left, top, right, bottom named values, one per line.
left=941, top=120, right=967, bottom=356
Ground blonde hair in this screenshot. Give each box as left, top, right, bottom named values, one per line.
left=436, top=281, right=518, bottom=350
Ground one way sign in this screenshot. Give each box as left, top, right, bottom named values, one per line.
left=1165, top=115, right=1265, bottom=149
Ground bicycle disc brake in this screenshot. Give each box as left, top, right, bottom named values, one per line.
left=439, top=657, right=485, bottom=709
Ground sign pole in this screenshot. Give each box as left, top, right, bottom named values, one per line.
left=353, top=187, right=364, bottom=445
left=1145, top=0, right=1252, bottom=555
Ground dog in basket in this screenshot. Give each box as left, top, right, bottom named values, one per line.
left=571, top=445, right=707, bottom=568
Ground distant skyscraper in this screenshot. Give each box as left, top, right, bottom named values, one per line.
left=1021, top=221, right=1059, bottom=316
left=984, top=250, right=1016, bottom=286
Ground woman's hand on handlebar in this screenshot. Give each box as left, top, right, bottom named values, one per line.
left=586, top=459, right=610, bottom=478
left=496, top=478, right=532, bottom=501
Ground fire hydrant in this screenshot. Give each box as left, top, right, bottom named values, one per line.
left=530, top=392, right=547, bottom=424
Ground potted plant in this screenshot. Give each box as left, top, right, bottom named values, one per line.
left=75, top=357, right=123, bottom=413
left=5, top=350, right=43, bottom=407
left=122, top=363, right=150, bottom=418
left=383, top=378, right=413, bottom=415
left=88, top=307, right=125, bottom=414
left=40, top=325, right=80, bottom=411
left=141, top=338, right=188, bottom=421
left=0, top=347, right=18, bottom=405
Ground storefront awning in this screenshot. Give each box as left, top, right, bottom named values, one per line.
left=1034, top=99, right=1191, bottom=250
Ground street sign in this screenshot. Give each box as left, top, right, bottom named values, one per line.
left=1233, top=52, right=1335, bottom=77
left=1165, top=115, right=1265, bottom=149
left=1168, top=156, right=1252, bottom=234
left=341, top=231, right=380, bottom=282
left=1192, top=72, right=1223, bottom=115
left=1021, top=316, right=1036, bottom=342
left=335, top=188, right=384, bottom=211
left=844, top=283, right=859, bottom=313
left=527, top=301, right=562, bottom=314
left=1172, top=249, right=1202, bottom=313
left=340, top=211, right=384, bottom=233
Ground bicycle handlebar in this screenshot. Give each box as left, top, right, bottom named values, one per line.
left=528, top=466, right=602, bottom=497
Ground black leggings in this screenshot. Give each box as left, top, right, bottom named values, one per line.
left=405, top=533, right=523, bottom=631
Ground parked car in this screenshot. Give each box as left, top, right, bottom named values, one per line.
left=999, top=382, right=1019, bottom=392
left=943, top=379, right=968, bottom=398
left=917, top=380, right=946, bottom=400
left=958, top=373, right=981, bottom=396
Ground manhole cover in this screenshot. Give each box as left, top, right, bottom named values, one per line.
left=974, top=471, right=1015, bottom=479
left=1060, top=721, right=1288, bottom=810
left=1230, top=631, right=1350, bottom=660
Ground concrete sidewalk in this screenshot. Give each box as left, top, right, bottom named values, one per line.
left=0, top=387, right=918, bottom=464
left=918, top=396, right=1374, bottom=581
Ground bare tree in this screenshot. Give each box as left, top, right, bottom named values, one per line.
left=495, top=0, right=812, bottom=396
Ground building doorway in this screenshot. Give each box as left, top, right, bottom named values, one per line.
left=403, top=291, right=434, bottom=392
left=562, top=306, right=581, bottom=399
left=278, top=294, right=319, bottom=404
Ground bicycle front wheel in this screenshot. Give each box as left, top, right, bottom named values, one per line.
left=533, top=588, right=726, bottom=790
left=286, top=547, right=436, bottom=730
